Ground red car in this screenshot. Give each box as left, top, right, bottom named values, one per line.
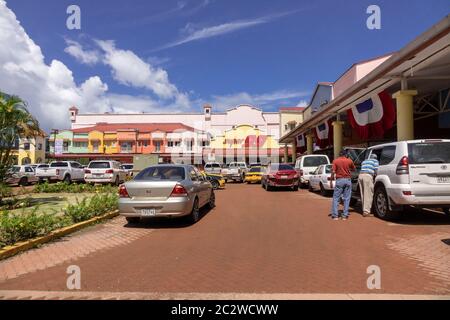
left=261, top=163, right=299, bottom=191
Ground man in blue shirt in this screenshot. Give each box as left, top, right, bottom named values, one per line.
left=358, top=154, right=379, bottom=217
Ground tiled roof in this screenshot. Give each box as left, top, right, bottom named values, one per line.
left=72, top=123, right=196, bottom=134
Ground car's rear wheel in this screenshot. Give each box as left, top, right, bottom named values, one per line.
left=189, top=198, right=200, bottom=223
left=19, top=177, right=28, bottom=186
left=63, top=175, right=71, bottom=184
left=374, top=185, right=401, bottom=220
left=211, top=179, right=219, bottom=190
left=443, top=208, right=450, bottom=217
left=208, top=191, right=216, bottom=209
left=319, top=183, right=327, bottom=196
left=126, top=217, right=140, bottom=224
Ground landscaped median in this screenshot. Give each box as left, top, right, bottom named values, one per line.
left=0, top=182, right=119, bottom=260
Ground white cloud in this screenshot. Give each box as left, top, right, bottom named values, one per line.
left=0, top=1, right=112, bottom=130
left=158, top=11, right=297, bottom=50
left=64, top=39, right=100, bottom=65
left=95, top=39, right=188, bottom=104
left=297, top=100, right=308, bottom=107
left=202, top=89, right=310, bottom=111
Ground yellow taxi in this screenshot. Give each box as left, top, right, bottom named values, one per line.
left=244, top=166, right=264, bottom=184
left=201, top=171, right=226, bottom=189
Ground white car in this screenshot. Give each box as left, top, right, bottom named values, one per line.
left=36, top=161, right=85, bottom=183
left=308, top=164, right=334, bottom=196
left=120, top=163, right=134, bottom=177
left=221, top=162, right=247, bottom=182
left=294, top=155, right=330, bottom=188
left=351, top=139, right=450, bottom=220
left=85, top=160, right=126, bottom=185
left=5, top=165, right=39, bottom=186
left=204, top=162, right=222, bottom=175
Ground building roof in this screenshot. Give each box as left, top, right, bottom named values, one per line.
left=71, top=123, right=197, bottom=133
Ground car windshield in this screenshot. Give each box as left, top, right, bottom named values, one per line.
left=303, top=157, right=328, bottom=167
left=89, top=162, right=111, bottom=169
left=11, top=166, right=20, bottom=173
left=270, top=164, right=294, bottom=171
left=134, top=166, right=185, bottom=181
left=249, top=167, right=262, bottom=173
left=408, top=142, right=450, bottom=164
left=50, top=162, right=68, bottom=167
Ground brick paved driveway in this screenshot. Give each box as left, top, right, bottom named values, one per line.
left=0, top=184, right=449, bottom=298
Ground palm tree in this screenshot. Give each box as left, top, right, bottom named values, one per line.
left=0, top=93, right=41, bottom=181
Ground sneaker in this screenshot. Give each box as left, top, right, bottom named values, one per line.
left=332, top=217, right=339, bottom=221
left=342, top=217, right=348, bottom=221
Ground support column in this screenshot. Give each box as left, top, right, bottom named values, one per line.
left=393, top=90, right=417, bottom=141
left=306, top=134, right=314, bottom=155
left=332, top=121, right=344, bottom=160
left=284, top=144, right=289, bottom=163
left=291, top=139, right=297, bottom=163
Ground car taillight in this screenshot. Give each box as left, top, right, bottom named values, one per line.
left=396, top=156, right=409, bottom=175
left=299, top=169, right=304, bottom=176
left=84, top=169, right=91, bottom=174
left=105, top=169, right=114, bottom=174
left=118, top=185, right=129, bottom=198
left=170, top=184, right=188, bottom=197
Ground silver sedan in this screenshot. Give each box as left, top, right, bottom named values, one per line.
left=119, top=165, right=215, bottom=224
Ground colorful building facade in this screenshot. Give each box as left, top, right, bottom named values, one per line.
left=53, top=104, right=291, bottom=164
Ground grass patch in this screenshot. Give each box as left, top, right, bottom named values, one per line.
left=0, top=192, right=118, bottom=249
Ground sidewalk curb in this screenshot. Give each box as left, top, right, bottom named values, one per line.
left=0, top=210, right=119, bottom=261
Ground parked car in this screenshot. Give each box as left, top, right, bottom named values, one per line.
left=261, top=163, right=299, bottom=191
left=308, top=164, right=334, bottom=196
left=120, top=163, right=134, bottom=177
left=119, top=164, right=215, bottom=224
left=85, top=160, right=126, bottom=185
left=350, top=139, right=450, bottom=220
left=221, top=162, right=247, bottom=182
left=244, top=166, right=264, bottom=184
left=204, top=162, right=223, bottom=175
left=35, top=161, right=85, bottom=183
left=5, top=165, right=39, bottom=186
left=201, top=172, right=226, bottom=190
left=294, top=155, right=330, bottom=188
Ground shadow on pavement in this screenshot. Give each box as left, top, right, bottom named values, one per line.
left=386, top=207, right=450, bottom=226
left=123, top=206, right=214, bottom=229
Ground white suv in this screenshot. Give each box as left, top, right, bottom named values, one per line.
left=85, top=160, right=126, bottom=185
left=294, top=154, right=330, bottom=188
left=352, top=139, right=450, bottom=220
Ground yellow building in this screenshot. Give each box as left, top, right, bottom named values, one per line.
left=18, top=131, right=47, bottom=164
left=104, top=132, right=118, bottom=154
left=208, top=124, right=282, bottom=163
left=88, top=131, right=104, bottom=153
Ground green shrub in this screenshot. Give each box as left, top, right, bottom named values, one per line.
left=34, top=182, right=117, bottom=194
left=0, top=183, right=12, bottom=203
left=0, top=208, right=65, bottom=248
left=64, top=193, right=118, bottom=223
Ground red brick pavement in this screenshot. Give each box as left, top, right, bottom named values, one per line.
left=0, top=184, right=449, bottom=296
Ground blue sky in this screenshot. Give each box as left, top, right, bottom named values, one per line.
left=1, top=0, right=448, bottom=129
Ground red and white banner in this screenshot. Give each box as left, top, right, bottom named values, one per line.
left=347, top=90, right=396, bottom=139
left=314, top=119, right=333, bottom=149
left=296, top=133, right=306, bottom=154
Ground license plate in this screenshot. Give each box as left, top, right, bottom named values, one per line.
left=281, top=175, right=288, bottom=179
left=141, top=208, right=156, bottom=216
left=437, top=177, right=450, bottom=183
